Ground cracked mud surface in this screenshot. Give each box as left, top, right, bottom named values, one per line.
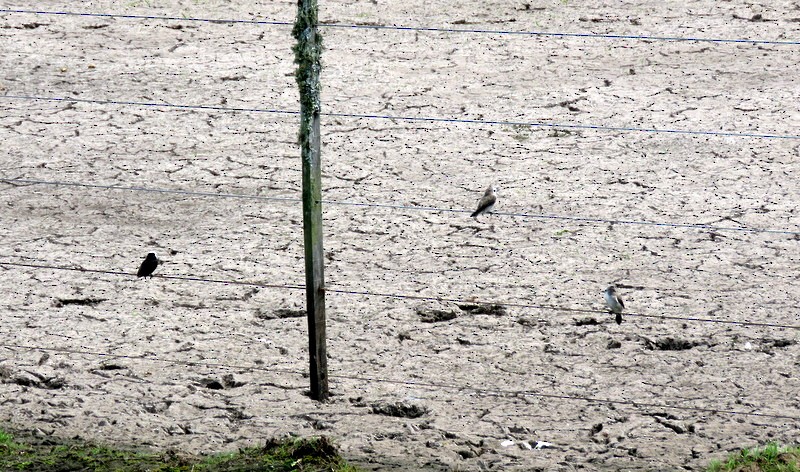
left=1, top=1, right=799, bottom=470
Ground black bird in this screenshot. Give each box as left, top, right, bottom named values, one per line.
left=137, top=253, right=159, bottom=278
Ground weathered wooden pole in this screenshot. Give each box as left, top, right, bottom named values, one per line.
left=293, top=0, right=328, bottom=401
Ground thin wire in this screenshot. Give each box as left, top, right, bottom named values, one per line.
left=1, top=342, right=796, bottom=420
left=325, top=111, right=800, bottom=140
left=4, top=177, right=800, bottom=237
left=1, top=260, right=798, bottom=330
left=1, top=178, right=299, bottom=203
left=0, top=94, right=299, bottom=117
left=0, top=343, right=306, bottom=377
left=1, top=9, right=797, bottom=46
left=320, top=199, right=800, bottom=236
left=325, top=288, right=800, bottom=330
left=0, top=9, right=293, bottom=26
left=0, top=261, right=306, bottom=292
left=328, top=372, right=800, bottom=421
left=2, top=94, right=799, bottom=140
left=319, top=22, right=800, bottom=46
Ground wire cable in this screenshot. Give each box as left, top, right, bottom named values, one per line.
left=0, top=94, right=298, bottom=117
left=0, top=343, right=306, bottom=377
left=327, top=372, right=800, bottom=421
left=1, top=260, right=798, bottom=330
left=325, top=287, right=800, bottom=330
left=0, top=261, right=305, bottom=292
left=0, top=9, right=293, bottom=27
left=1, top=9, right=798, bottom=46
left=2, top=94, right=799, bottom=140
left=3, top=177, right=799, bottom=236
left=320, top=199, right=800, bottom=236
left=1, top=178, right=299, bottom=203
left=324, top=111, right=800, bottom=140
left=319, top=22, right=800, bottom=46
left=1, top=342, right=797, bottom=420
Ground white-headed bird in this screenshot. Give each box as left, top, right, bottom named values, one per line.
left=471, top=185, right=498, bottom=219
left=604, top=285, right=624, bottom=325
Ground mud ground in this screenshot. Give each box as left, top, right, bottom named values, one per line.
left=1, top=0, right=799, bottom=470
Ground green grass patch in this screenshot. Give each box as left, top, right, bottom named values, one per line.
left=707, top=443, right=800, bottom=472
left=0, top=427, right=358, bottom=472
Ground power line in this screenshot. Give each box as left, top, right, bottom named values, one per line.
left=2, top=259, right=798, bottom=330
left=1, top=8, right=797, bottom=46
left=4, top=177, right=799, bottom=237
left=1, top=342, right=796, bottom=420
left=3, top=94, right=799, bottom=140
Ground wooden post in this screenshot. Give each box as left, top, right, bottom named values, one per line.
left=293, top=0, right=328, bottom=401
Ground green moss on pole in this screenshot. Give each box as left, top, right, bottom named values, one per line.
left=293, top=0, right=322, bottom=148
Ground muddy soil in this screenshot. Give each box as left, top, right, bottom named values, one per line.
left=1, top=1, right=798, bottom=470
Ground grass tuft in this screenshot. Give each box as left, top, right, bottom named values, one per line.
left=707, top=443, right=800, bottom=472
left=0, top=427, right=358, bottom=472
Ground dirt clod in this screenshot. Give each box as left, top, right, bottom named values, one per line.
left=416, top=308, right=458, bottom=323
left=371, top=401, right=429, bottom=418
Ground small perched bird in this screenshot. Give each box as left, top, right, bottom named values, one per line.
left=137, top=253, right=159, bottom=278
left=604, top=285, right=624, bottom=324
left=471, top=185, right=498, bottom=218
